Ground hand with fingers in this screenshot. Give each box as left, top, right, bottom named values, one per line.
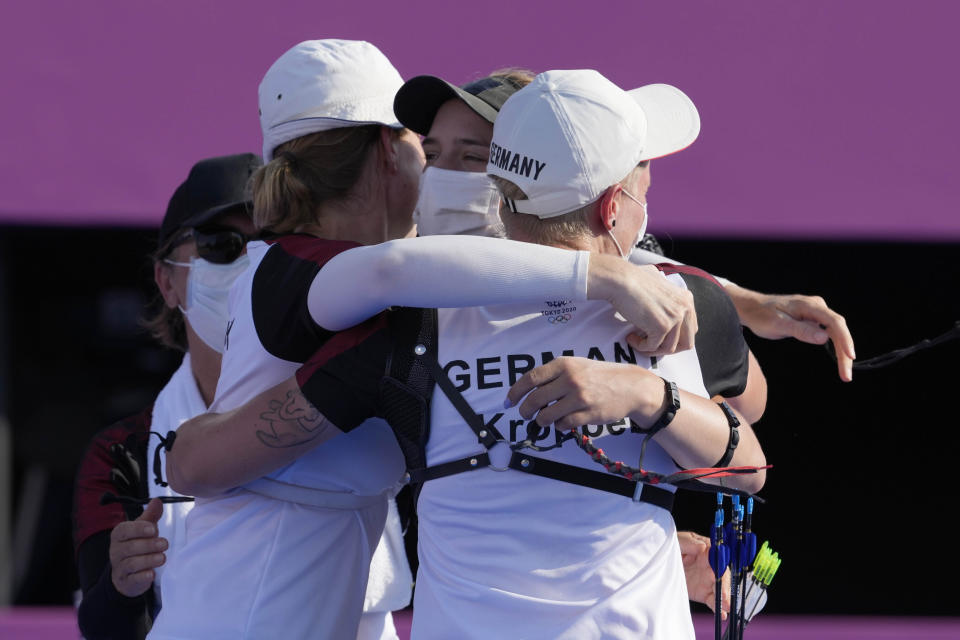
left=505, top=356, right=664, bottom=431
left=724, top=284, right=856, bottom=381
left=109, top=498, right=168, bottom=597
left=678, top=530, right=731, bottom=619
left=589, top=256, right=698, bottom=357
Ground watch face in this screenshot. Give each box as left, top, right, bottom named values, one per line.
left=667, top=381, right=681, bottom=411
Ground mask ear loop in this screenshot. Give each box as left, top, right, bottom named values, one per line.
left=600, top=186, right=627, bottom=258
left=162, top=257, right=195, bottom=312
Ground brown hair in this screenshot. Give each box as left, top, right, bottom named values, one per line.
left=141, top=235, right=188, bottom=352
left=251, top=125, right=396, bottom=234
left=486, top=67, right=536, bottom=89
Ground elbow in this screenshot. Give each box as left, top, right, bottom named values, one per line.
left=166, top=444, right=218, bottom=497
left=730, top=395, right=767, bottom=424
left=164, top=447, right=194, bottom=496
left=741, top=464, right=767, bottom=496
left=729, top=396, right=765, bottom=425
left=747, top=374, right=768, bottom=424
left=727, top=351, right=768, bottom=424
left=719, top=466, right=766, bottom=497
left=731, top=449, right=767, bottom=496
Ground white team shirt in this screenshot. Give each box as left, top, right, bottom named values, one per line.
left=412, top=269, right=746, bottom=640
left=147, top=355, right=203, bottom=592
left=149, top=239, right=405, bottom=640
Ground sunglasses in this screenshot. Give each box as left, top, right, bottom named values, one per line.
left=168, top=227, right=249, bottom=264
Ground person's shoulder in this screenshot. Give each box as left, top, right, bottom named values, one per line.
left=656, top=263, right=724, bottom=289
left=73, top=403, right=155, bottom=553
left=251, top=234, right=364, bottom=310
left=659, top=265, right=749, bottom=397
left=659, top=264, right=734, bottom=319
left=266, top=234, right=363, bottom=266
left=76, top=404, right=154, bottom=492
left=80, top=404, right=155, bottom=466
left=250, top=235, right=357, bottom=361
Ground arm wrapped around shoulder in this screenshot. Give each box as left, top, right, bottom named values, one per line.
left=295, top=315, right=393, bottom=433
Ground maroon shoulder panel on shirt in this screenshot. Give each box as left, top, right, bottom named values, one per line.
left=72, top=404, right=154, bottom=554
left=295, top=310, right=408, bottom=434
left=655, top=262, right=724, bottom=288
left=264, top=234, right=362, bottom=265
left=253, top=234, right=367, bottom=363
left=295, top=313, right=390, bottom=386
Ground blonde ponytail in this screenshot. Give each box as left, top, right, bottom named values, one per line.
left=251, top=125, right=385, bottom=233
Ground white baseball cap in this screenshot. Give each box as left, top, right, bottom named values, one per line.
left=258, top=39, right=404, bottom=161
left=488, top=70, right=700, bottom=218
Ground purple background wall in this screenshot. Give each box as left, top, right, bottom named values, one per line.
left=2, top=0, right=958, bottom=239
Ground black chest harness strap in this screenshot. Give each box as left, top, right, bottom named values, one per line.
left=408, top=356, right=675, bottom=513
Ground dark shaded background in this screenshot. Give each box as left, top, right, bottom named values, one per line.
left=3, top=225, right=957, bottom=614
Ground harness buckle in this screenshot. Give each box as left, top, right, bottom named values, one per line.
left=488, top=439, right=511, bottom=471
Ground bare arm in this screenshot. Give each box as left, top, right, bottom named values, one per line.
left=166, top=380, right=343, bottom=497
left=630, top=247, right=855, bottom=380
left=506, top=357, right=766, bottom=494
left=723, top=350, right=766, bottom=424
left=722, top=283, right=855, bottom=382
left=309, top=237, right=697, bottom=356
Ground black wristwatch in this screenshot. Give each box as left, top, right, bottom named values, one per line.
left=632, top=378, right=680, bottom=435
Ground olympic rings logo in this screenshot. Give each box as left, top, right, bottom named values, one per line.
left=547, top=314, right=572, bottom=324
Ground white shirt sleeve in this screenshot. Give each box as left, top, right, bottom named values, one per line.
left=307, top=235, right=590, bottom=331
left=628, top=247, right=680, bottom=267
left=628, top=247, right=733, bottom=288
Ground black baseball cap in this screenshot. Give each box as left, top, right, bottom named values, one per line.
left=393, top=74, right=527, bottom=136
left=158, top=153, right=263, bottom=248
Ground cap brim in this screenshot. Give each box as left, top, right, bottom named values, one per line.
left=180, top=200, right=253, bottom=230
left=263, top=116, right=402, bottom=162
left=627, top=84, right=701, bottom=161
left=394, top=75, right=500, bottom=136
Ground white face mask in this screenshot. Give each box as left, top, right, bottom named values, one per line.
left=414, top=167, right=504, bottom=237
left=608, top=189, right=649, bottom=259
left=635, top=200, right=649, bottom=249
left=166, top=255, right=250, bottom=352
